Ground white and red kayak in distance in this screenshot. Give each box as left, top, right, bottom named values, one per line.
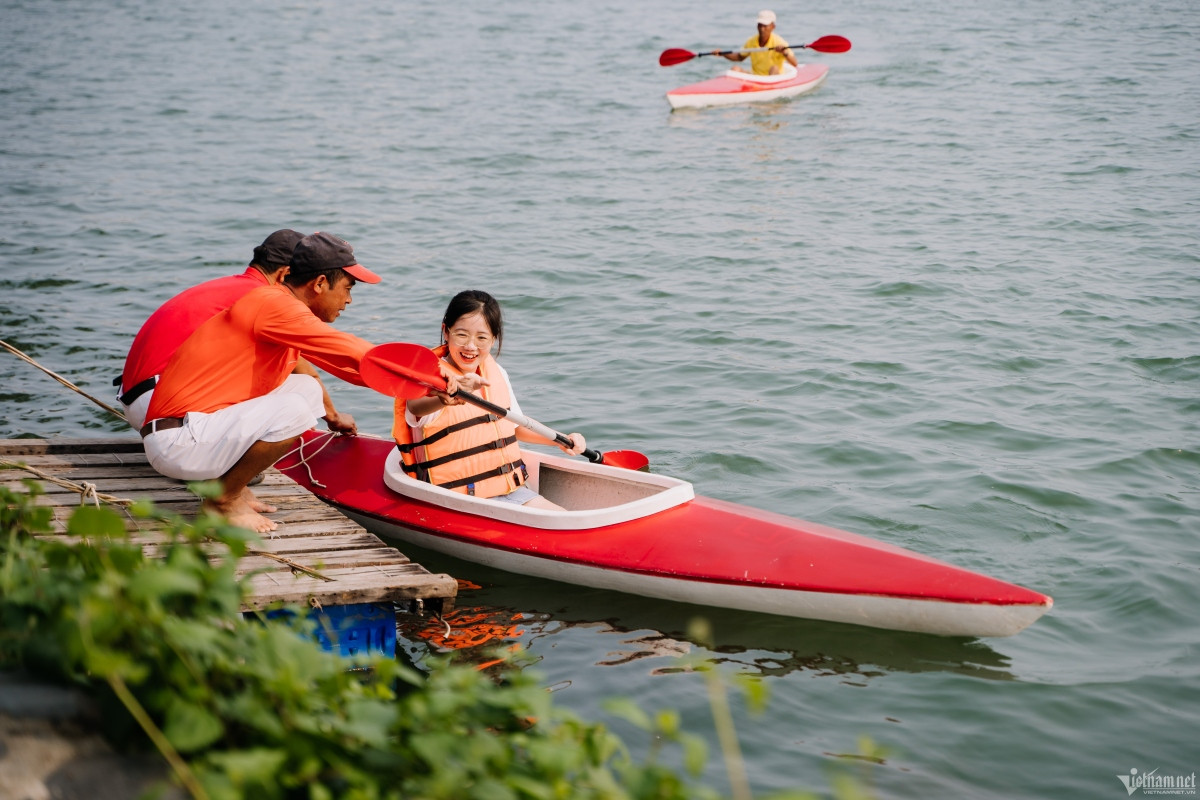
left=667, top=62, right=829, bottom=110
left=277, top=432, right=1052, bottom=637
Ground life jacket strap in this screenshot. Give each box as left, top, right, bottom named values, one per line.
left=438, top=459, right=528, bottom=492
left=402, top=435, right=519, bottom=474
left=399, top=412, right=498, bottom=453
left=395, top=443, right=429, bottom=483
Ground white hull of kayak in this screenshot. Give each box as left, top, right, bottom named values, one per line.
left=667, top=63, right=829, bottom=110
left=337, top=507, right=1048, bottom=638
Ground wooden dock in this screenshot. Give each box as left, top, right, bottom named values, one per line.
left=0, top=437, right=457, bottom=614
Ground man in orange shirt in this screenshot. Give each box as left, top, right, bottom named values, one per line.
left=142, top=232, right=409, bottom=532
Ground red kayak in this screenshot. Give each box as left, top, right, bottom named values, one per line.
left=667, top=62, right=829, bottom=110
left=276, top=431, right=1052, bottom=637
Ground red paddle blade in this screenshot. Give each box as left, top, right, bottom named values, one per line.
left=361, top=343, right=446, bottom=400
left=805, top=35, right=851, bottom=53
left=601, top=450, right=650, bottom=471
left=659, top=48, right=697, bottom=67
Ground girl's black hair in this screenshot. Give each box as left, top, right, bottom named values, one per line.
left=442, top=290, right=503, bottom=355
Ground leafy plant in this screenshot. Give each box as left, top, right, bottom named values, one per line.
left=2, top=477, right=880, bottom=799
left=0, top=480, right=718, bottom=799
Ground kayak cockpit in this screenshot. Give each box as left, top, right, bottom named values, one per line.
left=724, top=62, right=798, bottom=82
left=382, top=448, right=694, bottom=530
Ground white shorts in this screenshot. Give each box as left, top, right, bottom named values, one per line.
left=143, top=374, right=324, bottom=481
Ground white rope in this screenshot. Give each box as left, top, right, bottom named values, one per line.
left=0, top=460, right=133, bottom=506
left=78, top=481, right=101, bottom=507
left=0, top=338, right=128, bottom=421
left=274, top=429, right=348, bottom=489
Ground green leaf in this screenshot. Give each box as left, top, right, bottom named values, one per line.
left=682, top=734, right=709, bottom=776
left=164, top=697, right=225, bottom=752
left=341, top=698, right=397, bottom=747
left=187, top=480, right=223, bottom=500
left=735, top=672, right=770, bottom=713
left=603, top=697, right=652, bottom=730
left=67, top=505, right=126, bottom=540
left=127, top=567, right=204, bottom=603
left=204, top=747, right=288, bottom=785
left=655, top=708, right=681, bottom=737
left=82, top=647, right=149, bottom=682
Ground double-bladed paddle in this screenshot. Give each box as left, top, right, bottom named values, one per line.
left=658, top=34, right=852, bottom=67
left=360, top=342, right=650, bottom=471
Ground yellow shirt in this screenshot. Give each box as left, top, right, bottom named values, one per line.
left=744, top=32, right=790, bottom=75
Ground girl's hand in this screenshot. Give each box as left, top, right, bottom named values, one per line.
left=437, top=366, right=489, bottom=403
left=429, top=388, right=463, bottom=406
left=560, top=433, right=587, bottom=456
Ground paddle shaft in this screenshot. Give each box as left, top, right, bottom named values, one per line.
left=446, top=386, right=596, bottom=459
left=659, top=36, right=850, bottom=67
left=359, top=342, right=645, bottom=468
left=404, top=368, right=605, bottom=464
left=707, top=45, right=794, bottom=58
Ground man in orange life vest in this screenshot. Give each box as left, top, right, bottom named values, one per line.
left=141, top=232, right=477, bottom=533
left=116, top=229, right=304, bottom=429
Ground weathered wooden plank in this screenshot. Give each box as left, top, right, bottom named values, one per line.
left=0, top=462, right=162, bottom=479
left=235, top=548, right=413, bottom=573
left=241, top=566, right=459, bottom=609
left=41, top=515, right=367, bottom=547
left=0, top=438, right=144, bottom=456
left=1, top=452, right=153, bottom=468
left=26, top=490, right=334, bottom=514
left=1, top=437, right=457, bottom=614
left=4, top=476, right=301, bottom=499
left=243, top=532, right=390, bottom=555
left=1, top=469, right=300, bottom=493
left=42, top=506, right=361, bottom=536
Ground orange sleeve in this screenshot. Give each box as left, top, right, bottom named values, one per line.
left=252, top=290, right=373, bottom=386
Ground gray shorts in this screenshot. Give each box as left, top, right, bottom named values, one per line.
left=491, top=486, right=540, bottom=505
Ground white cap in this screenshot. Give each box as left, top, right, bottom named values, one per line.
left=757, top=10, right=776, bottom=25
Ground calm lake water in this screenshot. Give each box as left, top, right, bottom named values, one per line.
left=2, top=0, right=1198, bottom=796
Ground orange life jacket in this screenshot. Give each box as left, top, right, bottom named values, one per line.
left=391, top=347, right=527, bottom=498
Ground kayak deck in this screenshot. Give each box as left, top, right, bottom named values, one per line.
left=383, top=447, right=694, bottom=530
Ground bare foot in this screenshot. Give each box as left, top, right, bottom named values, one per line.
left=204, top=495, right=278, bottom=533
left=241, top=487, right=278, bottom=514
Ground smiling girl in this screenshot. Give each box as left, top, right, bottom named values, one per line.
left=392, top=290, right=586, bottom=509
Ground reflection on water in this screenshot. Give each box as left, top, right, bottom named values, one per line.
left=395, top=564, right=1016, bottom=682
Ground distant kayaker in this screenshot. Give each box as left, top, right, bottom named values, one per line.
left=141, top=232, right=477, bottom=533
left=393, top=290, right=587, bottom=510
left=116, top=229, right=303, bottom=429
left=713, top=10, right=799, bottom=75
